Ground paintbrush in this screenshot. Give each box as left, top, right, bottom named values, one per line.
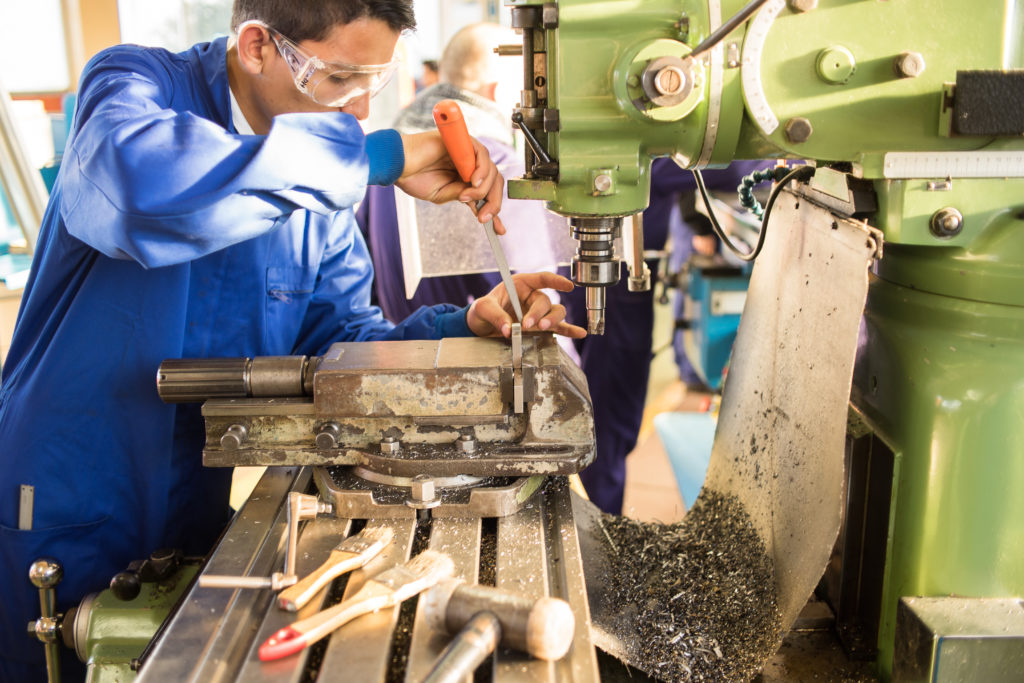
left=258, top=549, right=455, bottom=662
left=278, top=525, right=394, bottom=612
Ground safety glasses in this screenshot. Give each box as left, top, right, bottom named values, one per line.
left=239, top=20, right=400, bottom=108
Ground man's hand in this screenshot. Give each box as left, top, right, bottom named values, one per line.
left=395, top=131, right=507, bottom=234
left=467, top=272, right=587, bottom=339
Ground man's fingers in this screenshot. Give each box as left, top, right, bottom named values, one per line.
left=513, top=271, right=575, bottom=294
left=469, top=295, right=513, bottom=338
left=521, top=292, right=554, bottom=330
left=491, top=215, right=507, bottom=236
left=550, top=321, right=588, bottom=339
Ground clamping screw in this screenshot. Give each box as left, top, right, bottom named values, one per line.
left=456, top=434, right=477, bottom=453
left=380, top=436, right=400, bottom=454
left=220, top=424, right=248, bottom=449
left=316, top=422, right=341, bottom=450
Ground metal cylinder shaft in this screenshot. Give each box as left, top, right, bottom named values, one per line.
left=569, top=216, right=622, bottom=336
left=157, top=356, right=316, bottom=403
left=420, top=612, right=501, bottom=683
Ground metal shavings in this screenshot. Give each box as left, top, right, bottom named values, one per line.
left=600, top=490, right=781, bottom=682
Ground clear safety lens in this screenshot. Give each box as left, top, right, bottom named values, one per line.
left=270, top=30, right=398, bottom=108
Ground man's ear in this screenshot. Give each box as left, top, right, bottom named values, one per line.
left=236, top=23, right=273, bottom=75
left=483, top=81, right=498, bottom=102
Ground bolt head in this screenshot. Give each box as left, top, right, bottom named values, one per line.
left=654, top=66, right=686, bottom=96
left=316, top=422, right=341, bottom=450
left=220, top=424, right=247, bottom=450
left=930, top=207, right=963, bottom=238
left=410, top=474, right=436, bottom=502
left=894, top=51, right=925, bottom=78
left=456, top=434, right=477, bottom=453
left=29, top=559, right=63, bottom=589
left=380, top=436, right=400, bottom=454
left=784, top=117, right=813, bottom=143
left=789, top=0, right=817, bottom=11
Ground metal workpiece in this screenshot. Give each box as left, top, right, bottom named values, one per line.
left=157, top=355, right=317, bottom=403
left=193, top=336, right=593, bottom=473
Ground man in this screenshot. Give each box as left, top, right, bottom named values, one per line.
left=357, top=22, right=568, bottom=325
left=0, top=2, right=582, bottom=679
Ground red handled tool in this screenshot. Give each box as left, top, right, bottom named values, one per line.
left=258, top=549, right=455, bottom=661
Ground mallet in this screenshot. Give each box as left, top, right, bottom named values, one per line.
left=419, top=579, right=576, bottom=683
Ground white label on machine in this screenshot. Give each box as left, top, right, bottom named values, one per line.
left=710, top=290, right=747, bottom=316
left=883, top=151, right=1024, bottom=179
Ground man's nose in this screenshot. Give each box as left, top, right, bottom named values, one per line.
left=341, top=92, right=371, bottom=120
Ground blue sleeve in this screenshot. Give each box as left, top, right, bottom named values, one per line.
left=60, top=47, right=400, bottom=269
left=292, top=210, right=472, bottom=356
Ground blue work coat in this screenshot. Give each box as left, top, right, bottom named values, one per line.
left=0, top=38, right=469, bottom=677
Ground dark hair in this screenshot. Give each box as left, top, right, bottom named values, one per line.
left=232, top=0, right=416, bottom=41
left=422, top=59, right=438, bottom=73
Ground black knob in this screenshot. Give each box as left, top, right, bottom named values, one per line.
left=110, top=571, right=141, bottom=601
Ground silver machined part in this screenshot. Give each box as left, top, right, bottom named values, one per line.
left=626, top=212, right=651, bottom=292
left=156, top=355, right=317, bottom=403
left=407, top=474, right=441, bottom=510
left=286, top=492, right=325, bottom=577
left=380, top=436, right=400, bottom=454
left=641, top=56, right=694, bottom=107
left=592, top=173, right=613, bottom=193
left=220, top=424, right=248, bottom=450
left=511, top=323, right=524, bottom=414
left=628, top=267, right=652, bottom=292
left=586, top=287, right=607, bottom=335
left=156, top=357, right=251, bottom=403
left=198, top=573, right=297, bottom=590
left=930, top=207, right=964, bottom=237
left=29, top=559, right=63, bottom=591
left=571, top=259, right=620, bottom=285
left=249, top=356, right=308, bottom=397
left=352, top=467, right=483, bottom=490
left=316, top=422, right=342, bottom=450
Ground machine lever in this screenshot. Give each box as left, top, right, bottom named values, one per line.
left=28, top=558, right=64, bottom=683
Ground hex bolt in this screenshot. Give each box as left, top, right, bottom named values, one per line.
left=788, top=0, right=817, bottom=12
left=930, top=207, right=964, bottom=238
left=894, top=51, right=926, bottom=78
left=593, top=174, right=613, bottom=193
left=315, top=422, right=341, bottom=450
left=380, top=436, right=400, bottom=454
left=220, top=424, right=248, bottom=450
left=456, top=434, right=477, bottom=453
left=784, top=117, right=813, bottom=144
left=411, top=474, right=436, bottom=503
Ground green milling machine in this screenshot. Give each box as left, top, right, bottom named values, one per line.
left=505, top=0, right=1024, bottom=678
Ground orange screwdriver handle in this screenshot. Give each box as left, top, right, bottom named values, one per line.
left=432, top=100, right=476, bottom=184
